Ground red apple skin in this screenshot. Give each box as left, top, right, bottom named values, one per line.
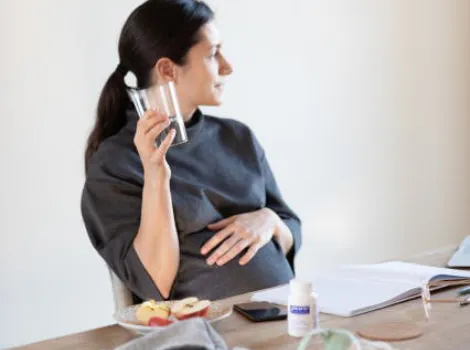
left=174, top=305, right=210, bottom=320
left=147, top=317, right=174, bottom=327
left=198, top=307, right=210, bottom=318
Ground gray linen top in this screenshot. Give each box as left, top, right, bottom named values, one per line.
left=81, top=108, right=302, bottom=302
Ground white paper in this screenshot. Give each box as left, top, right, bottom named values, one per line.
left=251, top=261, right=470, bottom=317
left=251, top=284, right=290, bottom=305
left=447, top=236, right=470, bottom=267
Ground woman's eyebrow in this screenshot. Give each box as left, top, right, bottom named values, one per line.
left=208, top=43, right=222, bottom=50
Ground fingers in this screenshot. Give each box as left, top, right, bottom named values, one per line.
left=142, top=108, right=165, bottom=121
left=216, top=239, right=251, bottom=266
left=134, top=109, right=174, bottom=155
left=200, top=223, right=236, bottom=255
left=206, top=234, right=242, bottom=266
left=147, top=120, right=171, bottom=144
left=207, top=216, right=236, bottom=230
left=155, top=129, right=176, bottom=157
left=239, top=244, right=260, bottom=266
left=138, top=110, right=168, bottom=134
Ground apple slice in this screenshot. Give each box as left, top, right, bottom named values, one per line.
left=148, top=317, right=174, bottom=327
left=170, top=297, right=198, bottom=315
left=171, top=298, right=211, bottom=320
left=136, top=300, right=171, bottom=325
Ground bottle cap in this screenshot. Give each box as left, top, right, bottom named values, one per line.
left=290, top=278, right=312, bottom=295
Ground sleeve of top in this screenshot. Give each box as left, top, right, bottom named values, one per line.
left=259, top=149, right=302, bottom=273
left=81, top=168, right=165, bottom=302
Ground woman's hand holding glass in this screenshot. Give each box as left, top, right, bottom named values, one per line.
left=133, top=109, right=176, bottom=182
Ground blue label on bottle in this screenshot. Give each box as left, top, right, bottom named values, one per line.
left=290, top=306, right=310, bottom=314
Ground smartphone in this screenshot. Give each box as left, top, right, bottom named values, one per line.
left=233, top=301, right=287, bottom=322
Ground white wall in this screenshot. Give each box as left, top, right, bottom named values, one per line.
left=0, top=0, right=469, bottom=347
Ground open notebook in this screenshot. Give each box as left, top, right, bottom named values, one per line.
left=251, top=261, right=470, bottom=317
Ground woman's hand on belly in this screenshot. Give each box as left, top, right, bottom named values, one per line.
left=200, top=208, right=285, bottom=266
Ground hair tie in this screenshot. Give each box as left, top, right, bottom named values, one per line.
left=115, top=63, right=128, bottom=78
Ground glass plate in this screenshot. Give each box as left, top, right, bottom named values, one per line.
left=114, top=300, right=233, bottom=334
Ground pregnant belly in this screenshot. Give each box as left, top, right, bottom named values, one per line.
left=171, top=230, right=294, bottom=300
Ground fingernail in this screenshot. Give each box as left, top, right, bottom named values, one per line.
left=217, top=260, right=224, bottom=266
left=201, top=249, right=207, bottom=255
left=207, top=259, right=214, bottom=265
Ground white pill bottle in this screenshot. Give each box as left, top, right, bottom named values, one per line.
left=287, top=279, right=319, bottom=337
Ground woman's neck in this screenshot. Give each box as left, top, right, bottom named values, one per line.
left=180, top=106, right=197, bottom=123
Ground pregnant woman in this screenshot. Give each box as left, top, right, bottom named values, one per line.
left=81, top=0, right=302, bottom=302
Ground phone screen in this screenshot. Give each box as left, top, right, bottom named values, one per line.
left=234, top=301, right=287, bottom=322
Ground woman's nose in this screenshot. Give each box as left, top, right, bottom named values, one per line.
left=219, top=55, right=233, bottom=76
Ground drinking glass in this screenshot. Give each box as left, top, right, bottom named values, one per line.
left=128, top=81, right=188, bottom=147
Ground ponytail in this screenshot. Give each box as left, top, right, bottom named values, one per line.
left=85, top=0, right=215, bottom=173
left=85, top=68, right=128, bottom=173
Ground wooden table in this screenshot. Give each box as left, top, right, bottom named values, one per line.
left=16, top=245, right=469, bottom=350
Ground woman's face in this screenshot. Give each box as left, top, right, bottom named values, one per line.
left=173, top=21, right=233, bottom=116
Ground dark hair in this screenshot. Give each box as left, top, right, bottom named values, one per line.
left=85, top=0, right=214, bottom=171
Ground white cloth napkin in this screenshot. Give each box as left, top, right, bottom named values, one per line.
left=116, top=318, right=228, bottom=350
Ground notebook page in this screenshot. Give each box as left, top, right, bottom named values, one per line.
left=347, top=261, right=470, bottom=284
left=251, top=261, right=470, bottom=317
left=320, top=265, right=421, bottom=285
left=313, top=275, right=418, bottom=316
left=251, top=275, right=416, bottom=317
left=251, top=284, right=289, bottom=305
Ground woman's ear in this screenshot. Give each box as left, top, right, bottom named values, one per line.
left=154, top=58, right=178, bottom=83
